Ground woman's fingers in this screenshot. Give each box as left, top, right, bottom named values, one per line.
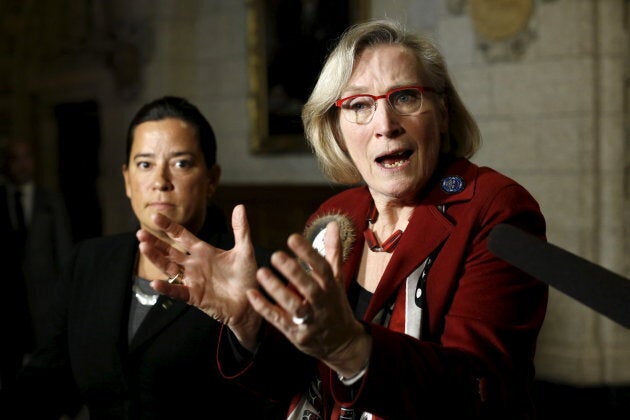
left=151, top=280, right=191, bottom=302
left=269, top=246, right=324, bottom=307
left=248, top=270, right=307, bottom=332
left=284, top=221, right=343, bottom=293
left=151, top=213, right=216, bottom=257
left=244, top=221, right=359, bottom=361
left=257, top=266, right=307, bottom=312
left=258, top=222, right=344, bottom=322
left=231, top=204, right=251, bottom=248
left=137, top=231, right=184, bottom=276
left=323, top=221, right=343, bottom=280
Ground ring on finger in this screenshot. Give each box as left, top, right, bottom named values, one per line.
left=167, top=270, right=184, bottom=284
left=291, top=300, right=313, bottom=325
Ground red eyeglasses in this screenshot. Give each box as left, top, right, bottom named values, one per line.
left=335, top=86, right=435, bottom=124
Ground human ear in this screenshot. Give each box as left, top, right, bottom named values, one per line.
left=206, top=164, right=221, bottom=197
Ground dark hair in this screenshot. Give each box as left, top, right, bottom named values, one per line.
left=125, top=96, right=217, bottom=167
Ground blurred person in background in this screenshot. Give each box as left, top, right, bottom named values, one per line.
left=0, top=138, right=73, bottom=390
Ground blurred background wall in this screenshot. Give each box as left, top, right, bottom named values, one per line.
left=0, top=0, right=628, bottom=402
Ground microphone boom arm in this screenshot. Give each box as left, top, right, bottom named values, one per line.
left=488, top=224, right=630, bottom=329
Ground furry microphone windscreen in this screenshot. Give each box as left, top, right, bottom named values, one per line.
left=303, top=212, right=356, bottom=261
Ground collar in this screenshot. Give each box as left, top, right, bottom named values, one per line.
left=419, top=157, right=477, bottom=206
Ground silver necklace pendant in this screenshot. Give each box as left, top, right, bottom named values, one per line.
left=133, top=283, right=158, bottom=306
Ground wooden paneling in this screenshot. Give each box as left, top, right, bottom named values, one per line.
left=212, top=184, right=343, bottom=252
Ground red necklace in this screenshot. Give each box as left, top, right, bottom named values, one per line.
left=363, top=203, right=403, bottom=253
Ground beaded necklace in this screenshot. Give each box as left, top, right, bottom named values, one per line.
left=363, top=202, right=403, bottom=253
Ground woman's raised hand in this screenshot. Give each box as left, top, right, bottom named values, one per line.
left=136, top=204, right=263, bottom=350
left=247, top=222, right=372, bottom=377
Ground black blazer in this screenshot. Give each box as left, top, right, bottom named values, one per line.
left=0, top=184, right=33, bottom=387
left=7, top=209, right=285, bottom=419
left=0, top=183, right=73, bottom=349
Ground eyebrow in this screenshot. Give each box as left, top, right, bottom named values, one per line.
left=340, top=82, right=421, bottom=95
left=132, top=151, right=195, bottom=160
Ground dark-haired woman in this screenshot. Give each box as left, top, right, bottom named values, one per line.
left=2, top=96, right=284, bottom=419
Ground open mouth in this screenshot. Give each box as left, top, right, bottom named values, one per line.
left=375, top=150, right=413, bottom=168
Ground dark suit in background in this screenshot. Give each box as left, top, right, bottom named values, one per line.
left=0, top=181, right=73, bottom=390
left=0, top=137, right=74, bottom=391
left=0, top=182, right=31, bottom=390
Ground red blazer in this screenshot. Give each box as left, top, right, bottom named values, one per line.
left=219, top=157, right=548, bottom=419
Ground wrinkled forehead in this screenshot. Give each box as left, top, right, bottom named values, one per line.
left=345, top=44, right=424, bottom=90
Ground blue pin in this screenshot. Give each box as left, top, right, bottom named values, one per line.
left=440, top=175, right=465, bottom=194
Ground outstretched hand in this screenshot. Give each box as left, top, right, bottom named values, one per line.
left=138, top=208, right=371, bottom=374
left=136, top=204, right=262, bottom=350
left=247, top=222, right=372, bottom=377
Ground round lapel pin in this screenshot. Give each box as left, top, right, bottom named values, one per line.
left=440, top=175, right=465, bottom=194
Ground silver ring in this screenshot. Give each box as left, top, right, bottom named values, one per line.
left=292, top=313, right=311, bottom=325
left=167, top=270, right=184, bottom=284
left=291, top=301, right=312, bottom=325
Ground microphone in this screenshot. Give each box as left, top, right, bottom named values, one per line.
left=303, top=213, right=356, bottom=260
left=487, top=223, right=630, bottom=329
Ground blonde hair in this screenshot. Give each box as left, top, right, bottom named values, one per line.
left=302, top=19, right=481, bottom=185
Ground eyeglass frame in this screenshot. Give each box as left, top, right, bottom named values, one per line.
left=334, top=85, right=436, bottom=124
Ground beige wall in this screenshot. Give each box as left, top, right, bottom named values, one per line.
left=432, top=0, right=630, bottom=384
